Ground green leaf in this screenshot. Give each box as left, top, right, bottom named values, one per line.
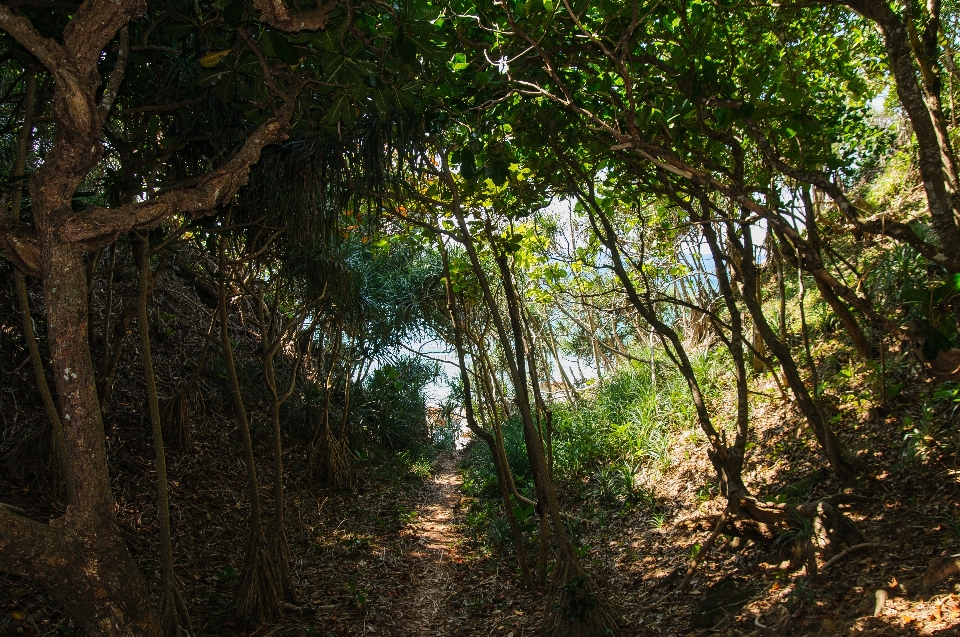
left=459, top=149, right=477, bottom=178
left=323, top=92, right=349, bottom=125
left=923, top=326, right=953, bottom=361
left=196, top=68, right=230, bottom=86
left=451, top=52, right=469, bottom=71
left=393, top=29, right=417, bottom=64
left=264, top=31, right=301, bottom=65
left=222, top=0, right=243, bottom=23
left=161, top=22, right=195, bottom=39
left=371, top=89, right=389, bottom=113
left=199, top=49, right=232, bottom=68
left=486, top=158, right=509, bottom=186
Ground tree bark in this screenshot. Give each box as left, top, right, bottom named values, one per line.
left=438, top=237, right=534, bottom=589
left=726, top=217, right=858, bottom=481
left=136, top=235, right=195, bottom=637
left=217, top=241, right=282, bottom=623
left=8, top=70, right=72, bottom=499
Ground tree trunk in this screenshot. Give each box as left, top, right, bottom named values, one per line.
left=8, top=71, right=71, bottom=499
left=217, top=243, right=282, bottom=622
left=0, top=232, right=164, bottom=635
left=727, top=218, right=858, bottom=481
left=846, top=0, right=960, bottom=257
left=136, top=235, right=195, bottom=637
left=439, top=154, right=621, bottom=633
left=584, top=199, right=747, bottom=496
left=439, top=239, right=534, bottom=589
left=798, top=187, right=873, bottom=360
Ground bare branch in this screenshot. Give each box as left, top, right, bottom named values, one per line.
left=98, top=25, right=129, bottom=119
left=252, top=0, right=338, bottom=33
left=118, top=95, right=205, bottom=115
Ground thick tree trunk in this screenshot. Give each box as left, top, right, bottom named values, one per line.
left=0, top=507, right=160, bottom=636
left=846, top=0, right=960, bottom=256
left=0, top=233, right=163, bottom=636
left=8, top=71, right=71, bottom=498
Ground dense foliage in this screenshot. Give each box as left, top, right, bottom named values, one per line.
left=3, top=0, right=960, bottom=633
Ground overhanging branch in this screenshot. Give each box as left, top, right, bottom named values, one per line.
left=61, top=104, right=295, bottom=249
left=0, top=5, right=67, bottom=72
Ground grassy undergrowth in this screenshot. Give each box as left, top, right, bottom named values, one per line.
left=459, top=348, right=732, bottom=550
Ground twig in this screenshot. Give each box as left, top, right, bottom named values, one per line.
left=679, top=507, right=729, bottom=591
left=0, top=502, right=28, bottom=515
left=820, top=543, right=889, bottom=571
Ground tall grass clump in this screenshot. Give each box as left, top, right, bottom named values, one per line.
left=551, top=348, right=730, bottom=494
left=460, top=346, right=732, bottom=518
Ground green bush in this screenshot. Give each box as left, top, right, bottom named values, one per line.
left=354, top=356, right=439, bottom=453
left=550, top=350, right=728, bottom=492
left=461, top=348, right=730, bottom=515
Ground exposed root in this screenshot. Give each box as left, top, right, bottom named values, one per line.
left=161, top=390, right=193, bottom=453
left=808, top=500, right=865, bottom=558
left=268, top=517, right=296, bottom=603
left=873, top=589, right=889, bottom=616
left=158, top=576, right=196, bottom=637
left=918, top=555, right=960, bottom=592
left=542, top=551, right=623, bottom=637
left=679, top=508, right=729, bottom=591
left=734, top=493, right=864, bottom=554
left=234, top=528, right=283, bottom=623
left=820, top=543, right=889, bottom=572
left=308, top=429, right=354, bottom=490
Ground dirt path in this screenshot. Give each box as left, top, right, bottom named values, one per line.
left=394, top=452, right=468, bottom=635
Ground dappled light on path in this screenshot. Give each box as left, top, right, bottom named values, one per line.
left=395, top=452, right=468, bottom=635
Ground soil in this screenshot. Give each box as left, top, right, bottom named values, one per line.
left=4, top=379, right=960, bottom=637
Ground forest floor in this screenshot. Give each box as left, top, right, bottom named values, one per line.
left=4, top=392, right=960, bottom=636
left=5, top=259, right=960, bottom=635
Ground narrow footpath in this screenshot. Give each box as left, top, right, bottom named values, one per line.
left=395, top=452, right=468, bottom=635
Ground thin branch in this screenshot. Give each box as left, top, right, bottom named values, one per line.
left=98, top=25, right=129, bottom=119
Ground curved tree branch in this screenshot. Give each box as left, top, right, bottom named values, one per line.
left=61, top=104, right=295, bottom=249
left=252, top=0, right=338, bottom=33
left=0, top=6, right=66, bottom=71
left=0, top=216, right=41, bottom=276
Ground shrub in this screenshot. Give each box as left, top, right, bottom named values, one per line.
left=354, top=356, right=439, bottom=453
